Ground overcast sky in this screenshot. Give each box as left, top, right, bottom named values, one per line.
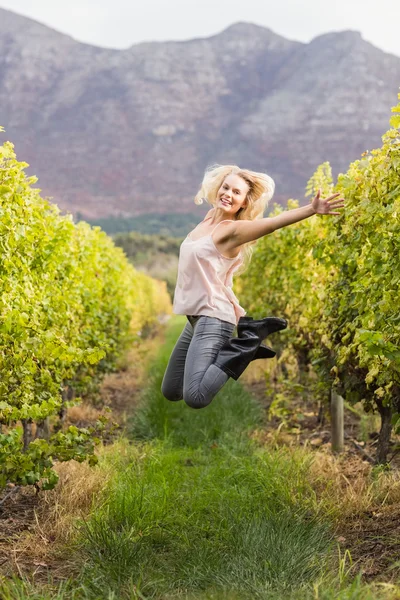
left=1, top=0, right=399, bottom=57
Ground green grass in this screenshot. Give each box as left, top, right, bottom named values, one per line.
left=3, top=315, right=400, bottom=599
left=75, top=444, right=332, bottom=598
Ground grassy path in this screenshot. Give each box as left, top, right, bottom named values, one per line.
left=1, top=316, right=398, bottom=599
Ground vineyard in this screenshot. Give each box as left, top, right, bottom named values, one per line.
left=235, top=94, right=400, bottom=464
left=0, top=129, right=171, bottom=492
left=0, top=96, right=400, bottom=598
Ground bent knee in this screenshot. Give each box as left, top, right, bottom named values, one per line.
left=183, top=391, right=212, bottom=410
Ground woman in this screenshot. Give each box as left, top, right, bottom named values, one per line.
left=161, top=164, right=344, bottom=409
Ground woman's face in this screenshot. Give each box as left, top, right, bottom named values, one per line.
left=216, top=174, right=249, bottom=217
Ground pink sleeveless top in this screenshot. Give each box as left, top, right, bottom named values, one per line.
left=172, top=216, right=246, bottom=326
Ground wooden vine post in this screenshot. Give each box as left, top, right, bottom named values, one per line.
left=330, top=388, right=344, bottom=453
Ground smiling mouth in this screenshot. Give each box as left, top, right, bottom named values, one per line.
left=220, top=198, right=231, bottom=206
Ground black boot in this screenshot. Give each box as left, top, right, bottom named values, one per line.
left=237, top=317, right=275, bottom=360
left=237, top=316, right=288, bottom=337
left=215, top=316, right=288, bottom=380
left=237, top=316, right=288, bottom=361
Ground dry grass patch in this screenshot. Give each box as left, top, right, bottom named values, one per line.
left=1, top=439, right=135, bottom=583
left=67, top=403, right=103, bottom=427
left=308, top=452, right=400, bottom=581
left=309, top=452, right=400, bottom=517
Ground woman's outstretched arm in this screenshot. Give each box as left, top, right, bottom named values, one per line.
left=231, top=190, right=345, bottom=246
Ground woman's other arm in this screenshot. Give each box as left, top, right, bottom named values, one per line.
left=231, top=190, right=345, bottom=246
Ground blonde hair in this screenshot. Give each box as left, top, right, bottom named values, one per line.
left=194, top=164, right=275, bottom=275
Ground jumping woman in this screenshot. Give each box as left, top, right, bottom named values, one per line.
left=161, top=164, right=345, bottom=409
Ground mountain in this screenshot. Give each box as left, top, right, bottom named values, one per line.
left=1, top=9, right=399, bottom=219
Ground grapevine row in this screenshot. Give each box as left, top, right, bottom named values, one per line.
left=0, top=131, right=171, bottom=490
left=235, top=95, right=400, bottom=462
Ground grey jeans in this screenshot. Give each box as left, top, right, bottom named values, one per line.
left=161, top=315, right=236, bottom=409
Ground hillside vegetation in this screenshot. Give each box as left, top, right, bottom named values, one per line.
left=112, top=230, right=182, bottom=298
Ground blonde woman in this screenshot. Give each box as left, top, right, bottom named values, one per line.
left=161, top=164, right=345, bottom=409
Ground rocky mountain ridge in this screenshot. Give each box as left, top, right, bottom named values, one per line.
left=1, top=8, right=399, bottom=218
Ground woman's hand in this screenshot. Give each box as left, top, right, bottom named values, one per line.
left=311, top=189, right=345, bottom=215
